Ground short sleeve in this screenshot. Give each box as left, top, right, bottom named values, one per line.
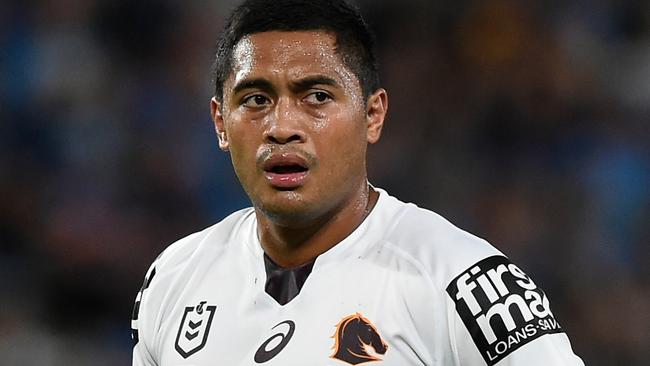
left=445, top=255, right=584, bottom=365
left=131, top=262, right=159, bottom=366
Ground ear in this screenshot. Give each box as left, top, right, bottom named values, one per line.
left=365, top=88, right=388, bottom=144
left=211, top=97, right=229, bottom=151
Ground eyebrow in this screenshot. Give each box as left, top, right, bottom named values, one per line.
left=232, top=78, right=275, bottom=96
left=289, top=75, right=339, bottom=93
left=232, top=75, right=340, bottom=95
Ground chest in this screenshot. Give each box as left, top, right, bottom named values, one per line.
left=153, top=256, right=442, bottom=366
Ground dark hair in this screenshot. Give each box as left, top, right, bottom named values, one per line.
left=212, top=0, right=379, bottom=102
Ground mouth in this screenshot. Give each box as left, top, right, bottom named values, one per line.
left=261, top=154, right=310, bottom=189
left=266, top=164, right=308, bottom=174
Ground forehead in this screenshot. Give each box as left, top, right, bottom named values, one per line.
left=239, top=30, right=337, bottom=61
left=228, top=30, right=358, bottom=89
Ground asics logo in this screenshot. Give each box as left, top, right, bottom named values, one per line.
left=254, top=320, right=295, bottom=363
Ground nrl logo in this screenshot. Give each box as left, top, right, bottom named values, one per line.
left=174, top=301, right=216, bottom=358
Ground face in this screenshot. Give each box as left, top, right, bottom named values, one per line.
left=211, top=30, right=387, bottom=225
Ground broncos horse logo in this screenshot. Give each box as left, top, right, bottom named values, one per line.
left=331, top=313, right=388, bottom=365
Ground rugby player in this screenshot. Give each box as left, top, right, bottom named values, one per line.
left=132, top=0, right=585, bottom=364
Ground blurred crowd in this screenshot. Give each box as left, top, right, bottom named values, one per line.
left=1, top=0, right=648, bottom=364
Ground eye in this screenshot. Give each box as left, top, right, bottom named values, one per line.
left=303, top=91, right=332, bottom=105
left=242, top=94, right=271, bottom=108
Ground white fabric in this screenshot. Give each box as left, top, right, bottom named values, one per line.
left=132, top=188, right=584, bottom=366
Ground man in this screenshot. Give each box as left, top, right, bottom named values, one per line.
left=132, top=0, right=584, bottom=365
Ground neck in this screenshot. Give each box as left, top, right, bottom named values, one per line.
left=256, top=183, right=379, bottom=268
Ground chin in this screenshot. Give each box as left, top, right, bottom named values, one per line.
left=255, top=191, right=324, bottom=227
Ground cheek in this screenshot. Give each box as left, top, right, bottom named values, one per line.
left=314, top=113, right=367, bottom=164
left=226, top=123, right=262, bottom=176
left=333, top=110, right=367, bottom=144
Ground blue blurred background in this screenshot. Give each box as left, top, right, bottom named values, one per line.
left=1, top=0, right=648, bottom=364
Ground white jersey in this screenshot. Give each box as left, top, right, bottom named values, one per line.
left=132, top=188, right=584, bottom=366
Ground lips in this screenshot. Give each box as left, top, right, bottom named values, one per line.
left=261, top=153, right=310, bottom=189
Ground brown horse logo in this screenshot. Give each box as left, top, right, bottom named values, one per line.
left=330, top=313, right=388, bottom=365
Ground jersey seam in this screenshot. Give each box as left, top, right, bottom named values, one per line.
left=447, top=294, right=463, bottom=365
left=378, top=203, right=463, bottom=366
left=377, top=239, right=440, bottom=364
left=379, top=204, right=439, bottom=291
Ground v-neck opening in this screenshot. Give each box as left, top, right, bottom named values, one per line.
left=244, top=188, right=390, bottom=307
left=263, top=253, right=316, bottom=306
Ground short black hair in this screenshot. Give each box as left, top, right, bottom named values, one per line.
left=212, top=0, right=379, bottom=102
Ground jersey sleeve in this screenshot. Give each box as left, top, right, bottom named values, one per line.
left=131, top=261, right=159, bottom=366
left=445, top=255, right=584, bottom=366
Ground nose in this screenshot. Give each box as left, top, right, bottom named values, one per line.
left=263, top=97, right=305, bottom=144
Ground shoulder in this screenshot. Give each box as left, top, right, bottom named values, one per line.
left=151, top=207, right=255, bottom=275
left=131, top=207, right=255, bottom=350
left=375, top=192, right=584, bottom=365
left=135, top=207, right=255, bottom=310
left=375, top=192, right=503, bottom=289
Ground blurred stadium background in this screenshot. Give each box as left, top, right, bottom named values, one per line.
left=1, top=0, right=648, bottom=364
